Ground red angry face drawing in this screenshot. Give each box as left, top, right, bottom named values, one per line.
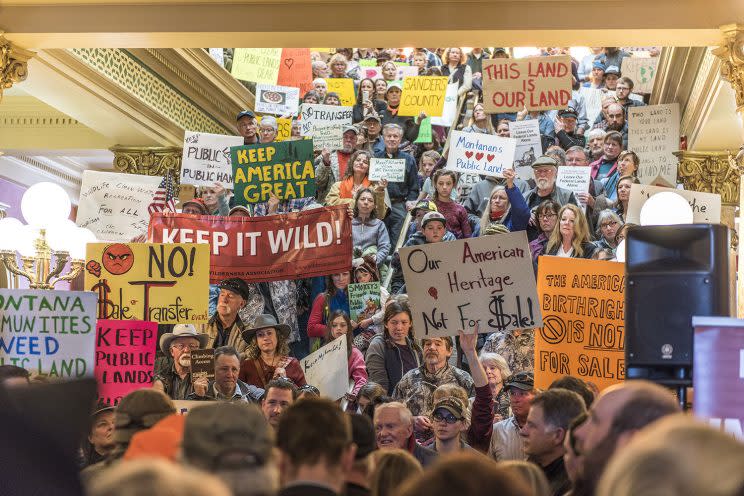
left=101, top=244, right=135, bottom=275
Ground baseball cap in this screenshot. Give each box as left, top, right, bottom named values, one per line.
left=218, top=277, right=250, bottom=300
left=236, top=110, right=256, bottom=121
left=411, top=200, right=438, bottom=215
left=349, top=414, right=376, bottom=460
left=364, top=114, right=382, bottom=123
left=558, top=106, right=578, bottom=119
left=421, top=211, right=446, bottom=228
left=605, top=65, right=621, bottom=76
left=114, top=389, right=176, bottom=443
left=182, top=198, right=208, bottom=214
left=343, top=124, right=359, bottom=135
left=386, top=81, right=403, bottom=92
left=504, top=371, right=535, bottom=392
left=432, top=397, right=466, bottom=419
left=531, top=155, right=558, bottom=169
left=592, top=60, right=606, bottom=71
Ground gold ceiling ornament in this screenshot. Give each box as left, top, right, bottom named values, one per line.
left=0, top=34, right=34, bottom=104
left=674, top=149, right=744, bottom=206
left=110, top=145, right=183, bottom=182
left=713, top=24, right=744, bottom=112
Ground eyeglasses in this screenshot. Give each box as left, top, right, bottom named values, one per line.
left=432, top=412, right=462, bottom=424
left=601, top=221, right=619, bottom=228
left=539, top=213, right=557, bottom=219
left=172, top=343, right=200, bottom=351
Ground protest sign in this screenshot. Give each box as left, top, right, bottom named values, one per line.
left=77, top=170, right=162, bottom=242
left=149, top=205, right=352, bottom=283
left=257, top=116, right=292, bottom=142
left=579, top=87, right=604, bottom=128
left=369, top=158, right=406, bottom=182
left=535, top=257, right=625, bottom=392
left=0, top=289, right=97, bottom=378
left=231, top=48, right=281, bottom=84
left=398, top=76, right=448, bottom=117
left=277, top=48, right=313, bottom=94
left=414, top=117, right=433, bottom=143
left=446, top=130, right=517, bottom=178
left=325, top=78, right=356, bottom=106
left=84, top=242, right=210, bottom=324
left=255, top=84, right=300, bottom=116
left=396, top=66, right=419, bottom=80
left=692, top=317, right=744, bottom=440
left=557, top=166, right=592, bottom=211
left=509, top=120, right=542, bottom=181
left=348, top=283, right=382, bottom=322
left=361, top=66, right=382, bottom=80
left=400, top=232, right=542, bottom=338
left=359, top=58, right=377, bottom=67
left=181, top=131, right=243, bottom=188
left=231, top=140, right=315, bottom=203
left=95, top=319, right=158, bottom=406
left=311, top=125, right=343, bottom=151
left=621, top=56, right=659, bottom=94
left=483, top=56, right=572, bottom=113
left=299, top=334, right=348, bottom=400
left=625, top=183, right=721, bottom=225
left=190, top=349, right=215, bottom=382
left=628, top=103, right=680, bottom=185
left=299, top=104, right=353, bottom=136
left=431, top=83, right=459, bottom=127
left=208, top=48, right=224, bottom=66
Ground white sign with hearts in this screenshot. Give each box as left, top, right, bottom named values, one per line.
left=445, top=130, right=517, bottom=178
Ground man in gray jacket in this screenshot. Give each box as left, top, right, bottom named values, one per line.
left=524, top=155, right=578, bottom=240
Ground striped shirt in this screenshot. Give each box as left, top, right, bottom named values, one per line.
left=488, top=416, right=526, bottom=461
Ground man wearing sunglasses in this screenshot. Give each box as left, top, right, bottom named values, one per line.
left=430, top=397, right=472, bottom=455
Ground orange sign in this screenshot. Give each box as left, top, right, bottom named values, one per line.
left=535, top=257, right=626, bottom=392
left=277, top=48, right=313, bottom=95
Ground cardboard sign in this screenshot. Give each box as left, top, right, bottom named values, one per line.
left=0, top=289, right=97, bottom=378
left=277, top=48, right=313, bottom=95
left=621, top=57, right=659, bottom=94
left=325, top=78, right=356, bottom=106
left=446, top=130, right=517, bottom=178
left=190, top=348, right=215, bottom=382
left=231, top=48, right=281, bottom=84
left=181, top=131, right=243, bottom=187
left=625, top=183, right=721, bottom=225
left=628, top=103, right=680, bottom=185
left=77, top=170, right=162, bottom=242
left=231, top=140, right=316, bottom=203
left=84, top=243, right=210, bottom=324
left=579, top=87, right=604, bottom=127
left=299, top=334, right=348, bottom=400
left=299, top=104, right=353, bottom=136
left=692, top=317, right=744, bottom=440
left=535, top=257, right=625, bottom=392
left=369, top=158, right=406, bottom=182
left=148, top=206, right=352, bottom=283
left=557, top=166, right=592, bottom=211
left=95, top=319, right=158, bottom=406
left=414, top=117, right=433, bottom=143
left=255, top=84, right=300, bottom=116
left=400, top=232, right=542, bottom=337
left=311, top=125, right=343, bottom=152
left=348, top=282, right=382, bottom=322
left=483, top=56, right=572, bottom=113
left=257, top=116, right=292, bottom=142
left=430, top=83, right=459, bottom=127
left=509, top=120, right=542, bottom=181
left=398, top=76, right=449, bottom=117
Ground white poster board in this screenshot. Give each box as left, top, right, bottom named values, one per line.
left=628, top=103, right=680, bottom=186
left=255, top=84, right=300, bottom=116
left=299, top=335, right=348, bottom=400
left=181, top=131, right=244, bottom=187
left=625, top=183, right=721, bottom=225
left=556, top=166, right=592, bottom=211
left=310, top=125, right=344, bottom=151
left=579, top=87, right=604, bottom=127
left=77, top=170, right=162, bottom=242
left=446, top=130, right=517, bottom=178
left=431, top=83, right=459, bottom=127
left=299, top=104, right=353, bottom=136
left=369, top=158, right=406, bottom=182
left=0, top=289, right=97, bottom=378
left=399, top=232, right=543, bottom=337
left=509, top=120, right=542, bottom=181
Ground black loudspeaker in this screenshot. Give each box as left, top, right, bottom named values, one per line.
left=625, top=224, right=731, bottom=383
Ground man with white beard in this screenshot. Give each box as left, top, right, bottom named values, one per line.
left=153, top=324, right=210, bottom=400
left=523, top=155, right=578, bottom=241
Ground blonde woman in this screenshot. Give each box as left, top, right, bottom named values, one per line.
left=462, top=103, right=495, bottom=134
left=442, top=47, right=472, bottom=97
left=546, top=204, right=596, bottom=258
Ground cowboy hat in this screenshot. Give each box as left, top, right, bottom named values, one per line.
left=241, top=314, right=291, bottom=343
left=159, top=324, right=210, bottom=354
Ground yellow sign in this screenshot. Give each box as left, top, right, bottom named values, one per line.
left=398, top=76, right=449, bottom=117
left=325, top=78, right=356, bottom=106
left=231, top=48, right=281, bottom=84
left=84, top=243, right=210, bottom=324
left=258, top=116, right=292, bottom=141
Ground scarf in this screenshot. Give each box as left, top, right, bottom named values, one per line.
left=490, top=210, right=506, bottom=222
left=386, top=103, right=399, bottom=116
left=338, top=175, right=371, bottom=199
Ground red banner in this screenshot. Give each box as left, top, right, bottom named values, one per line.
left=148, top=206, right=352, bottom=283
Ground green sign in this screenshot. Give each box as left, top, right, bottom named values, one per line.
left=414, top=117, right=433, bottom=143
left=359, top=58, right=377, bottom=67
left=231, top=140, right=316, bottom=203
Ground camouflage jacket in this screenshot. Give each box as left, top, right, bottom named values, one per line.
left=482, top=329, right=535, bottom=376
left=393, top=364, right=475, bottom=416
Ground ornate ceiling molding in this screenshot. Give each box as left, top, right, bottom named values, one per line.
left=713, top=24, right=744, bottom=113
left=0, top=33, right=34, bottom=103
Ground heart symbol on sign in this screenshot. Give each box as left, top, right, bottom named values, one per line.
left=486, top=154, right=495, bottom=162
left=475, top=152, right=484, bottom=161
left=283, top=58, right=294, bottom=69
left=428, top=287, right=438, bottom=300
left=465, top=151, right=474, bottom=159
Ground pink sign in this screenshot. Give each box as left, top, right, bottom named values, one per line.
left=95, top=319, right=158, bottom=406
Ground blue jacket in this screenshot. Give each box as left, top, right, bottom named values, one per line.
left=473, top=185, right=531, bottom=236
left=374, top=149, right=420, bottom=202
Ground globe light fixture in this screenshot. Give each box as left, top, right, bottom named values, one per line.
left=639, top=192, right=694, bottom=226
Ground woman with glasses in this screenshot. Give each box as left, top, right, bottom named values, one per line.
left=594, top=210, right=623, bottom=251
left=528, top=199, right=561, bottom=265
left=258, top=116, right=279, bottom=143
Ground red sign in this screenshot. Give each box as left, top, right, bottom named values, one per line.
left=277, top=48, right=314, bottom=95
left=148, top=205, right=352, bottom=283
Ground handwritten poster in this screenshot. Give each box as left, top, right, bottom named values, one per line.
left=446, top=130, right=517, bottom=178
left=255, top=84, right=300, bottom=116
left=535, top=257, right=625, bottom=392
left=231, top=48, right=281, bottom=84
left=277, top=48, right=313, bottom=94
left=348, top=283, right=381, bottom=322
left=0, top=289, right=97, bottom=378
left=400, top=232, right=542, bottom=337
left=231, top=140, right=316, bottom=203
left=398, top=76, right=448, bottom=117
left=625, top=183, right=721, bottom=225
left=414, top=117, right=433, bottom=143
left=299, top=104, right=353, bottom=136
left=483, top=56, right=572, bottom=113
left=430, top=83, right=459, bottom=127
left=77, top=171, right=162, bottom=242
left=311, top=125, right=343, bottom=151
left=557, top=166, right=592, bottom=211
left=181, top=131, right=243, bottom=188
left=509, top=120, right=542, bottom=181
left=325, top=78, right=356, bottom=106
left=579, top=87, right=604, bottom=128
left=628, top=103, right=680, bottom=185
left=84, top=243, right=210, bottom=324
left=369, top=158, right=406, bottom=182
left=621, top=57, right=659, bottom=94
left=95, top=319, right=158, bottom=406
left=299, top=334, right=348, bottom=399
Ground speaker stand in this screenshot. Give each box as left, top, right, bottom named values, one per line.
left=626, top=366, right=691, bottom=410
